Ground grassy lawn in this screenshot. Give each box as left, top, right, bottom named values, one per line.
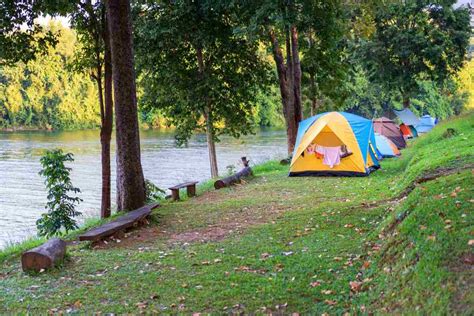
left=0, top=113, right=473, bottom=314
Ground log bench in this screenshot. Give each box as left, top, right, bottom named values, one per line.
left=168, top=181, right=198, bottom=201
left=22, top=238, right=67, bottom=272
left=214, top=166, right=253, bottom=189
left=78, top=203, right=159, bottom=242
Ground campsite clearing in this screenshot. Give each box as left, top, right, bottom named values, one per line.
left=0, top=113, right=473, bottom=314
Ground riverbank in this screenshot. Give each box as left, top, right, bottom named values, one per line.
left=1, top=113, right=473, bottom=314
left=0, top=128, right=286, bottom=248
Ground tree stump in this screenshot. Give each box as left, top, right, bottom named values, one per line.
left=214, top=167, right=253, bottom=189
left=21, top=238, right=67, bottom=272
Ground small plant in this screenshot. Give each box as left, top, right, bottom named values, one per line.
left=145, top=179, right=166, bottom=202
left=442, top=128, right=458, bottom=139
left=226, top=164, right=236, bottom=176
left=36, top=150, right=82, bottom=237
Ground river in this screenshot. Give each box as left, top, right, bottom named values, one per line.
left=0, top=128, right=287, bottom=249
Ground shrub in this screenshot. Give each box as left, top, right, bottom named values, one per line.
left=36, top=150, right=82, bottom=237
left=145, top=179, right=166, bottom=203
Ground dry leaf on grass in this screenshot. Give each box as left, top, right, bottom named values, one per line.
left=350, top=281, right=363, bottom=292
left=324, top=300, right=337, bottom=306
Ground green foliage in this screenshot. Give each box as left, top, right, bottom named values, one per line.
left=300, top=0, right=349, bottom=112
left=145, top=179, right=166, bottom=203
left=253, top=86, right=285, bottom=127
left=340, top=65, right=393, bottom=118
left=135, top=0, right=272, bottom=144
left=362, top=0, right=471, bottom=103
left=0, top=23, right=100, bottom=129
left=0, top=0, right=64, bottom=64
left=36, top=149, right=82, bottom=237
left=404, top=80, right=468, bottom=119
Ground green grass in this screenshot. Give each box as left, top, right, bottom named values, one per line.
left=0, top=113, right=473, bottom=314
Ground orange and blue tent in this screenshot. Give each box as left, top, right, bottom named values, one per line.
left=375, top=133, right=401, bottom=158
left=289, top=112, right=380, bottom=177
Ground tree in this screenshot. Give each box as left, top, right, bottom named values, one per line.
left=299, top=1, right=347, bottom=116
left=0, top=0, right=71, bottom=65
left=242, top=0, right=345, bottom=155
left=0, top=23, right=100, bottom=129
left=36, top=150, right=82, bottom=237
left=134, top=0, right=270, bottom=178
left=70, top=0, right=114, bottom=218
left=362, top=0, right=471, bottom=108
left=105, top=0, right=146, bottom=211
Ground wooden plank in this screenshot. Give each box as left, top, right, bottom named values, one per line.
left=79, top=203, right=159, bottom=242
left=169, top=181, right=198, bottom=190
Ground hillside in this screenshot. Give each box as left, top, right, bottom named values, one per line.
left=0, top=113, right=473, bottom=314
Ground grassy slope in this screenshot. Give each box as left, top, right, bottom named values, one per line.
left=0, top=113, right=472, bottom=314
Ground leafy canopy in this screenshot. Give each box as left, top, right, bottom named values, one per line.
left=134, top=0, right=271, bottom=144
left=362, top=0, right=471, bottom=101
left=0, top=0, right=73, bottom=65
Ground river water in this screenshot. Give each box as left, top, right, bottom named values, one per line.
left=0, top=128, right=287, bottom=249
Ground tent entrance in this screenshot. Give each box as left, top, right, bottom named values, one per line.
left=312, top=125, right=345, bottom=147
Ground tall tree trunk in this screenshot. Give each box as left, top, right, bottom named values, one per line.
left=100, top=19, right=114, bottom=218
left=204, top=108, right=218, bottom=178
left=291, top=26, right=302, bottom=123
left=268, top=28, right=297, bottom=156
left=105, top=0, right=146, bottom=211
left=196, top=46, right=218, bottom=178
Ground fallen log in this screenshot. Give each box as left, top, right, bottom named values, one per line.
left=21, top=238, right=67, bottom=272
left=214, top=166, right=253, bottom=190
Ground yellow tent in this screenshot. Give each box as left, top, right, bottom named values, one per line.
left=289, top=112, right=380, bottom=176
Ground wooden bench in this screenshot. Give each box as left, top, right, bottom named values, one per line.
left=78, top=203, right=159, bottom=242
left=168, top=181, right=198, bottom=201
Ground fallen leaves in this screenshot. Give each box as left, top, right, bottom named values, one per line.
left=324, top=299, right=337, bottom=306
left=321, top=289, right=333, bottom=295
left=468, top=240, right=474, bottom=246
left=427, top=235, right=436, bottom=241
left=310, top=281, right=321, bottom=288
left=260, top=253, right=271, bottom=260
left=349, top=281, right=363, bottom=292
left=362, top=261, right=371, bottom=269
left=234, top=266, right=267, bottom=274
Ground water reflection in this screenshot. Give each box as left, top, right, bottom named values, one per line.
left=0, top=128, right=286, bottom=248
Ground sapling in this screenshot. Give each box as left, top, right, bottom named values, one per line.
left=36, top=149, right=82, bottom=237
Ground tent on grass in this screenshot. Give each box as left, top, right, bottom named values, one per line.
left=394, top=108, right=420, bottom=126
left=394, top=109, right=420, bottom=138
left=416, top=115, right=436, bottom=133
left=289, top=112, right=380, bottom=177
left=399, top=123, right=413, bottom=138
left=375, top=133, right=401, bottom=158
left=373, top=117, right=407, bottom=149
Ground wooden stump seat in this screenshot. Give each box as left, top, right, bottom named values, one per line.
left=22, top=238, right=67, bottom=272
left=168, top=181, right=198, bottom=201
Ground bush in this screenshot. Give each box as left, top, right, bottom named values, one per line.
left=36, top=150, right=82, bottom=237
left=145, top=179, right=166, bottom=203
